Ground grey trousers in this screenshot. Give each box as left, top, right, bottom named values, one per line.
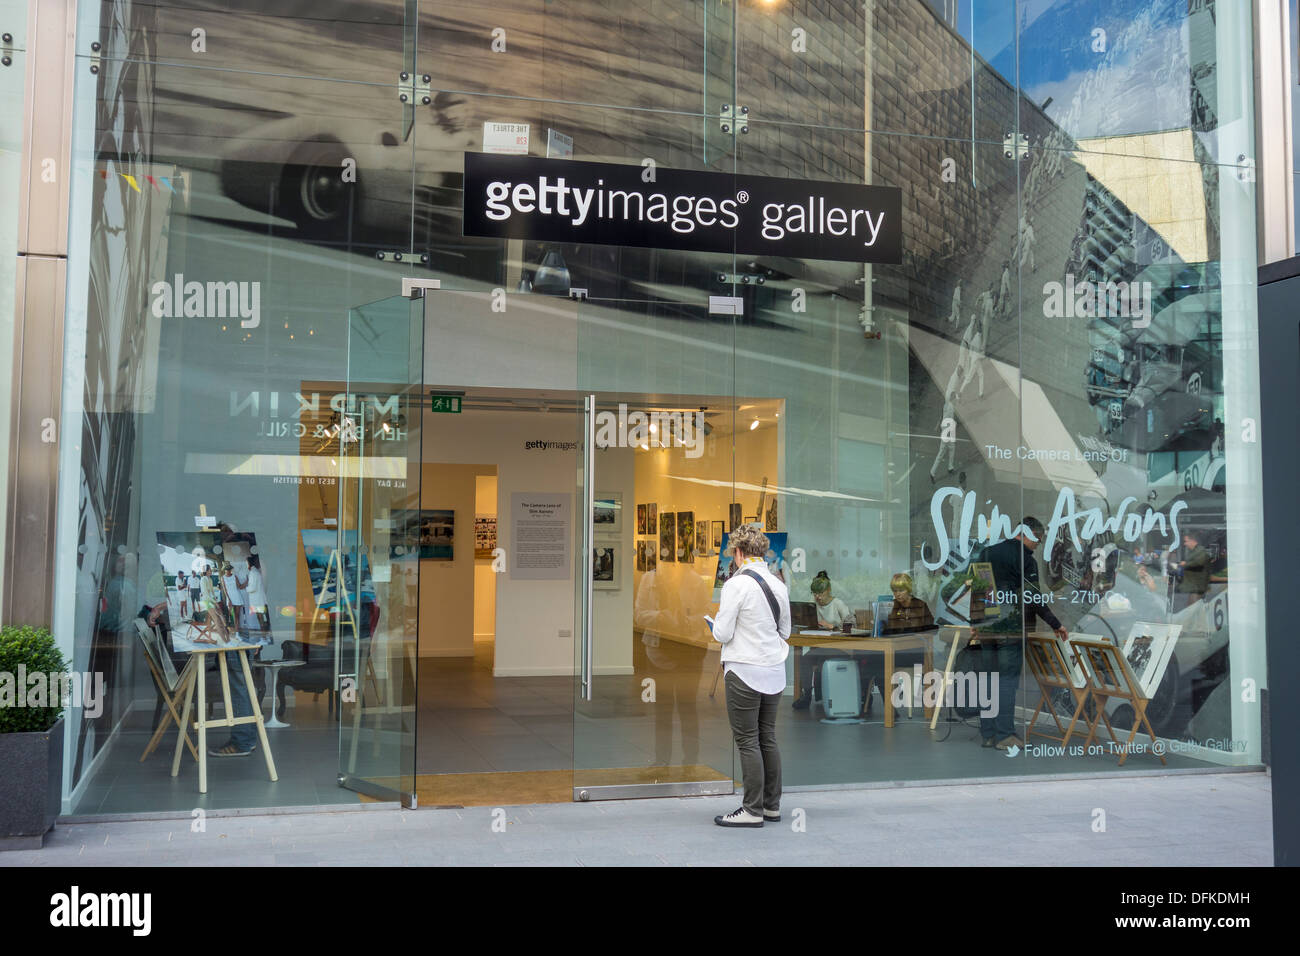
left=724, top=671, right=783, bottom=816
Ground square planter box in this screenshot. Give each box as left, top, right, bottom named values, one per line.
left=0, top=718, right=64, bottom=850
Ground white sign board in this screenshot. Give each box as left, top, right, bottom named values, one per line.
left=511, top=492, right=571, bottom=580
left=483, top=122, right=530, bottom=155
left=546, top=128, right=573, bottom=159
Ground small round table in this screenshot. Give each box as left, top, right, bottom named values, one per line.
left=253, top=660, right=306, bottom=728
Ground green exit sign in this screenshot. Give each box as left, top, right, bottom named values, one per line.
left=429, top=394, right=462, bottom=413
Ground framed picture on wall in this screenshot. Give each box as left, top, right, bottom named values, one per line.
left=645, top=540, right=657, bottom=572
left=594, top=492, right=622, bottom=532
left=419, top=510, right=455, bottom=560
left=712, top=521, right=725, bottom=548
left=659, top=511, right=675, bottom=562
left=677, top=511, right=695, bottom=561
left=593, top=543, right=618, bottom=590
left=636, top=504, right=647, bottom=535
left=695, top=520, right=710, bottom=557
left=474, top=514, right=497, bottom=558
left=765, top=498, right=778, bottom=531
left=636, top=540, right=647, bottom=572
left=729, top=503, right=742, bottom=531
left=647, top=503, right=657, bottom=535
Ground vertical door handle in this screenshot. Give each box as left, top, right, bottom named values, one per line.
left=582, top=394, right=597, bottom=700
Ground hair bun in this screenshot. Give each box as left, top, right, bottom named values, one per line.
left=814, top=570, right=829, bottom=579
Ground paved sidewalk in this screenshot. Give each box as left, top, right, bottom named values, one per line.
left=2, top=772, right=1271, bottom=867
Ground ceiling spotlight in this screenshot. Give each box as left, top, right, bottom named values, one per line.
left=750, top=419, right=760, bottom=431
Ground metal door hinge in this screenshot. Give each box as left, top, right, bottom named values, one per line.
left=376, top=250, right=430, bottom=264
left=717, top=272, right=766, bottom=285
left=720, top=104, right=750, bottom=135
left=398, top=72, right=432, bottom=106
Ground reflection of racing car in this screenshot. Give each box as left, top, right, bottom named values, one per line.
left=1085, top=263, right=1220, bottom=453
left=1042, top=481, right=1230, bottom=739
left=217, top=92, right=481, bottom=248
left=1067, top=578, right=1230, bottom=739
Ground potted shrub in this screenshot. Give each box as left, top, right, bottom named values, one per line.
left=0, top=625, right=67, bottom=849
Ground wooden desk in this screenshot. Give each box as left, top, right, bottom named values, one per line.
left=171, top=642, right=278, bottom=794
left=789, top=631, right=934, bottom=727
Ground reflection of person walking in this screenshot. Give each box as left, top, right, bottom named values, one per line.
left=1172, top=531, right=1210, bottom=613
left=711, top=525, right=791, bottom=828
left=634, top=565, right=703, bottom=769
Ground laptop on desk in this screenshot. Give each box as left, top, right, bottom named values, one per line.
left=791, top=601, right=818, bottom=629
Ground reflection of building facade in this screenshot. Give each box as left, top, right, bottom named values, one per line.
left=0, top=1, right=1277, bottom=818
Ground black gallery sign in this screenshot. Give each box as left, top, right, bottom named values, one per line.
left=462, top=153, right=903, bottom=264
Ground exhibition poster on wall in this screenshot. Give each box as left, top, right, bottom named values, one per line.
left=474, top=514, right=498, bottom=558
left=155, top=531, right=271, bottom=652
left=659, top=511, right=676, bottom=563
left=594, top=492, right=622, bottom=532
left=593, top=544, right=618, bottom=589
left=676, top=511, right=695, bottom=560
left=712, top=531, right=788, bottom=600
left=511, top=493, right=571, bottom=580
left=419, top=510, right=455, bottom=560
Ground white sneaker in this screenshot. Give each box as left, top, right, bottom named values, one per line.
left=714, top=806, right=764, bottom=828
left=763, top=808, right=781, bottom=822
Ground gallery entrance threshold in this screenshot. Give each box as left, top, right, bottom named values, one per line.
left=361, top=766, right=733, bottom=808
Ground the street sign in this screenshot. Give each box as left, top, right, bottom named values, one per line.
left=483, top=122, right=529, bottom=155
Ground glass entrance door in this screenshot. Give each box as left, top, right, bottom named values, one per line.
left=335, top=293, right=424, bottom=806
left=572, top=295, right=739, bottom=801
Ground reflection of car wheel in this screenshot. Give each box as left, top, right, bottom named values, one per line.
left=1109, top=702, right=1136, bottom=733
left=280, top=139, right=356, bottom=240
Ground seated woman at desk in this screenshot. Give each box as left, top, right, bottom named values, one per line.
left=792, top=572, right=853, bottom=710
left=860, top=573, right=933, bottom=718
left=884, top=572, right=935, bottom=632
left=812, top=570, right=853, bottom=629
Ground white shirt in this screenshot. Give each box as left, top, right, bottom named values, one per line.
left=244, top=566, right=268, bottom=610
left=815, top=595, right=853, bottom=628
left=713, top=557, right=790, bottom=694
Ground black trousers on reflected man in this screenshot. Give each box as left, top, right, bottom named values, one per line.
left=724, top=671, right=782, bottom=816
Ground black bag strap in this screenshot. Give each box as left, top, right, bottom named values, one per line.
left=741, top=568, right=782, bottom=633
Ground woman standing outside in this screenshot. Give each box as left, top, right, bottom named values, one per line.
left=710, top=525, right=791, bottom=828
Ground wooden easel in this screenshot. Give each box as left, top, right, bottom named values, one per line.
left=309, top=547, right=383, bottom=712
left=136, top=620, right=199, bottom=763
left=170, top=642, right=278, bottom=793
left=929, top=624, right=974, bottom=731
left=310, top=548, right=358, bottom=644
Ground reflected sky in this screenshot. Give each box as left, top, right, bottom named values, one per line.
left=927, top=0, right=1210, bottom=140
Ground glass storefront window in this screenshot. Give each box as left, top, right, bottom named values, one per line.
left=50, top=0, right=1267, bottom=817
